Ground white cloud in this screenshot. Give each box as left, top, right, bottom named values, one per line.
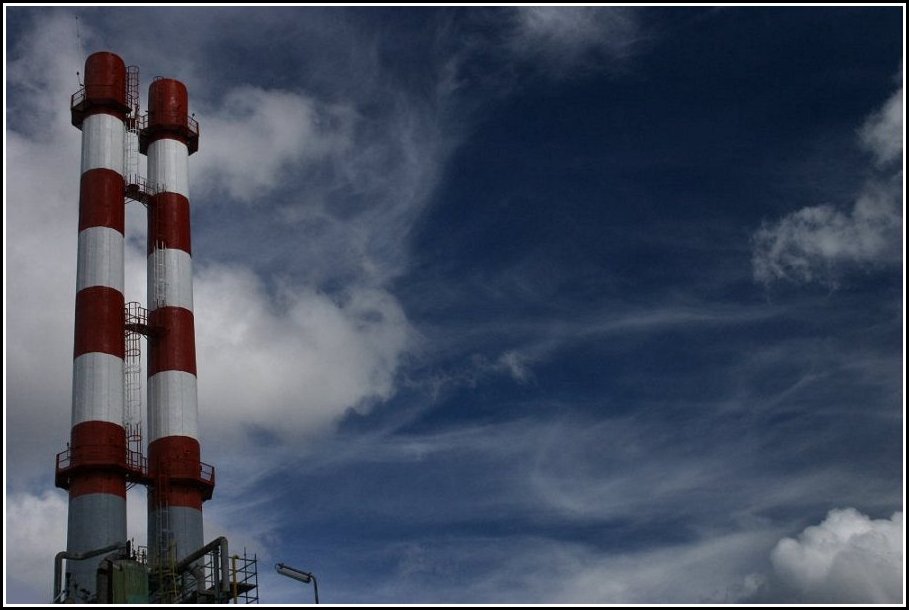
left=5, top=10, right=86, bottom=136
left=769, top=508, right=903, bottom=603
left=194, top=87, right=356, bottom=202
left=752, top=74, right=903, bottom=286
left=751, top=179, right=902, bottom=285
left=5, top=7, right=446, bottom=470
left=5, top=121, right=83, bottom=486
left=859, top=67, right=903, bottom=167
left=195, top=264, right=412, bottom=445
left=5, top=491, right=68, bottom=603
left=509, top=7, right=641, bottom=71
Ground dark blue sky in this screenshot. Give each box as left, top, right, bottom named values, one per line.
left=5, top=6, right=904, bottom=604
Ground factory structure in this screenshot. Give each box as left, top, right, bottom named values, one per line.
left=53, top=51, right=259, bottom=604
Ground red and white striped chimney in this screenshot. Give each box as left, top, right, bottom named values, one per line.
left=61, top=51, right=130, bottom=600
left=140, top=77, right=212, bottom=567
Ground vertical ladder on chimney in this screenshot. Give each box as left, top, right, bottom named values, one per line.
left=124, top=66, right=141, bottom=187
left=153, top=239, right=167, bottom=309
left=121, top=64, right=148, bottom=487
left=152, top=474, right=179, bottom=603
left=123, top=302, right=146, bottom=490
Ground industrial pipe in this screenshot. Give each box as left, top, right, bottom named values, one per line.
left=232, top=555, right=239, bottom=603
left=174, top=536, right=230, bottom=600
left=53, top=541, right=129, bottom=603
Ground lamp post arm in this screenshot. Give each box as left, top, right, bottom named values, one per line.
left=275, top=562, right=319, bottom=603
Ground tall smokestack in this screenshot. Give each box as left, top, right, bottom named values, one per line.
left=140, top=77, right=212, bottom=571
left=60, top=51, right=130, bottom=600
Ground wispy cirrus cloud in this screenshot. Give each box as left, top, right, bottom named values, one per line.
left=248, top=410, right=899, bottom=603
left=361, top=528, right=779, bottom=604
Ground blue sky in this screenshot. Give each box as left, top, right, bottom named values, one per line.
left=4, top=6, right=904, bottom=604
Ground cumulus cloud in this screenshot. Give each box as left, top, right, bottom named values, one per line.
left=195, top=264, right=412, bottom=444
left=768, top=508, right=903, bottom=603
left=752, top=73, right=903, bottom=286
left=508, top=7, right=641, bottom=72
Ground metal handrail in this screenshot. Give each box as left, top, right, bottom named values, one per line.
left=71, top=88, right=86, bottom=109
left=56, top=445, right=147, bottom=474
left=136, top=113, right=199, bottom=137
left=125, top=301, right=149, bottom=323
left=56, top=449, right=71, bottom=470
left=70, top=86, right=129, bottom=109
left=126, top=448, right=148, bottom=473
left=200, top=462, right=215, bottom=485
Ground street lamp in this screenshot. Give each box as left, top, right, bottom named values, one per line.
left=275, top=563, right=319, bottom=604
